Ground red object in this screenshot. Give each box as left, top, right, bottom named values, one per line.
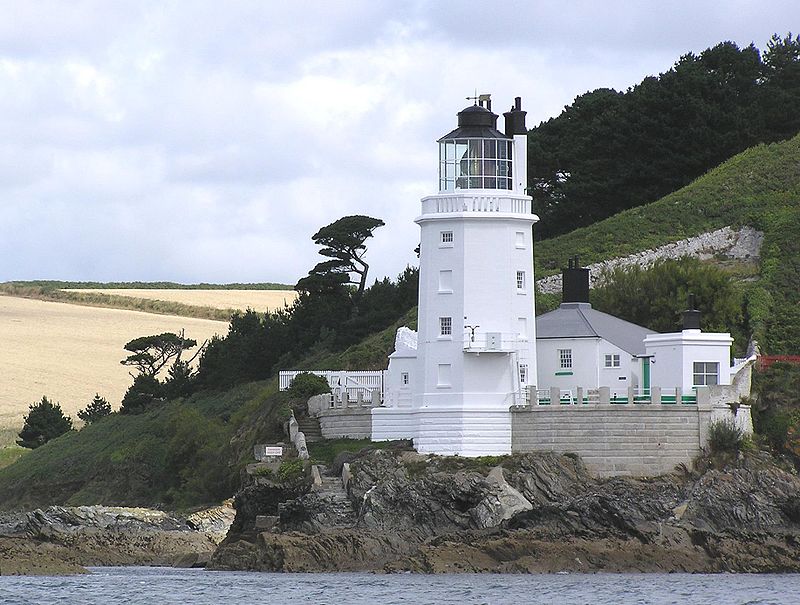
left=758, top=355, right=800, bottom=370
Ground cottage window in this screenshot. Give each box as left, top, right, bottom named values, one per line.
left=439, top=316, right=452, bottom=336
left=559, top=349, right=572, bottom=369
left=604, top=354, right=620, bottom=368
left=693, top=362, right=719, bottom=386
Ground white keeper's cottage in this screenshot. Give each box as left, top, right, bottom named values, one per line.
left=372, top=95, right=536, bottom=456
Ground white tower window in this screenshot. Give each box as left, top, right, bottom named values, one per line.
left=437, top=364, right=452, bottom=387
left=515, top=231, right=526, bottom=249
left=517, top=317, right=527, bottom=340
left=519, top=363, right=528, bottom=384
left=438, top=270, right=453, bottom=293
left=439, top=316, right=452, bottom=336
left=440, top=231, right=454, bottom=247
left=401, top=372, right=410, bottom=386
left=559, top=349, right=573, bottom=369
left=516, top=271, right=526, bottom=291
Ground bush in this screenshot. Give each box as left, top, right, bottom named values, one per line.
left=121, top=374, right=164, bottom=414
left=287, top=373, right=330, bottom=400
left=77, top=394, right=112, bottom=425
left=277, top=459, right=307, bottom=484
left=708, top=418, right=744, bottom=454
left=17, top=397, right=73, bottom=449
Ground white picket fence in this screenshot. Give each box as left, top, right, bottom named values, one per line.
left=279, top=370, right=385, bottom=403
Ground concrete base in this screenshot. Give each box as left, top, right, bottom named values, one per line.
left=372, top=405, right=512, bottom=456
left=371, top=407, right=418, bottom=442
left=415, top=407, right=512, bottom=456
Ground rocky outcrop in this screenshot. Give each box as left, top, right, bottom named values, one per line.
left=209, top=449, right=800, bottom=573
left=537, top=225, right=764, bottom=294
left=0, top=504, right=234, bottom=575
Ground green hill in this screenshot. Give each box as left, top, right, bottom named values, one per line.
left=1, top=135, right=799, bottom=511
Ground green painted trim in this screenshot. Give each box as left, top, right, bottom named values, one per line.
left=554, top=371, right=573, bottom=376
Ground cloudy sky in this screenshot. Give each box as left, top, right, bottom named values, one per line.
left=0, top=0, right=795, bottom=285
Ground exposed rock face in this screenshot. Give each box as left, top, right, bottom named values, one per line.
left=537, top=225, right=764, bottom=294
left=0, top=504, right=234, bottom=575
left=209, top=450, right=800, bottom=573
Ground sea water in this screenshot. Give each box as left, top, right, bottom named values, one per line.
left=0, top=567, right=798, bottom=604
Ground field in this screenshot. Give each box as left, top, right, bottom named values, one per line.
left=0, top=295, right=227, bottom=443
left=61, top=289, right=298, bottom=313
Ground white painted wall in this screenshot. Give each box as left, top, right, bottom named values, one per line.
left=644, top=329, right=733, bottom=394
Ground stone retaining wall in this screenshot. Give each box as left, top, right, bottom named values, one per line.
left=511, top=403, right=712, bottom=476
left=318, top=408, right=373, bottom=440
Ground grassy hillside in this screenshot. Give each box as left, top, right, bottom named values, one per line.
left=534, top=133, right=800, bottom=353
left=0, top=315, right=412, bottom=511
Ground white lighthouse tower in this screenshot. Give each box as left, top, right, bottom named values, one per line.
left=374, top=95, right=538, bottom=456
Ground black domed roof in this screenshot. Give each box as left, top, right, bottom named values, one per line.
left=437, top=104, right=510, bottom=142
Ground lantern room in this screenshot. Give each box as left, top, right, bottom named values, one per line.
left=437, top=99, right=513, bottom=192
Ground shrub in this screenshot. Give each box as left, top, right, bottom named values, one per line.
left=708, top=418, right=744, bottom=454
left=121, top=374, right=164, bottom=414
left=277, top=459, right=306, bottom=483
left=287, top=373, right=330, bottom=400
left=17, top=397, right=73, bottom=449
left=77, top=394, right=112, bottom=425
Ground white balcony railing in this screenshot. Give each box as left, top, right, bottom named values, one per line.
left=462, top=330, right=525, bottom=353
left=421, top=193, right=532, bottom=215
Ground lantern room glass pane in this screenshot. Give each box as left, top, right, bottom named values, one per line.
left=439, top=137, right=514, bottom=191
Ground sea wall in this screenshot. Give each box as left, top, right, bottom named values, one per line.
left=511, top=403, right=712, bottom=476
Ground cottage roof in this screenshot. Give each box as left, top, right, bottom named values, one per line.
left=535, top=302, right=656, bottom=355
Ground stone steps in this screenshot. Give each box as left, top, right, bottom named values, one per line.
left=297, top=416, right=322, bottom=442
left=311, top=467, right=358, bottom=528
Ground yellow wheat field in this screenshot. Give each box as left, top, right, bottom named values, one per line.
left=0, top=295, right=228, bottom=441
left=62, top=289, right=298, bottom=313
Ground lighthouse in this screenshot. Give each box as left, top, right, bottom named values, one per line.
left=374, top=95, right=538, bottom=456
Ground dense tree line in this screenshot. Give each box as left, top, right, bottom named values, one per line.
left=529, top=34, right=800, bottom=238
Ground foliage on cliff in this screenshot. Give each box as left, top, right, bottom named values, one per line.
left=529, top=34, right=800, bottom=239
left=535, top=133, right=800, bottom=354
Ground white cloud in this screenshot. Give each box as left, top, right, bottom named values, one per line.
left=0, top=0, right=796, bottom=284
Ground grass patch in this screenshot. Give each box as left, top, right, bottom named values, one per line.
left=0, top=446, right=27, bottom=470
left=308, top=438, right=409, bottom=466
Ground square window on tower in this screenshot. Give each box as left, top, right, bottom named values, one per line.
left=439, top=316, right=452, bottom=337
left=440, top=231, right=454, bottom=248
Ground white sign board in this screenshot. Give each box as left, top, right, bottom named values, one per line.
left=264, top=446, right=283, bottom=457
